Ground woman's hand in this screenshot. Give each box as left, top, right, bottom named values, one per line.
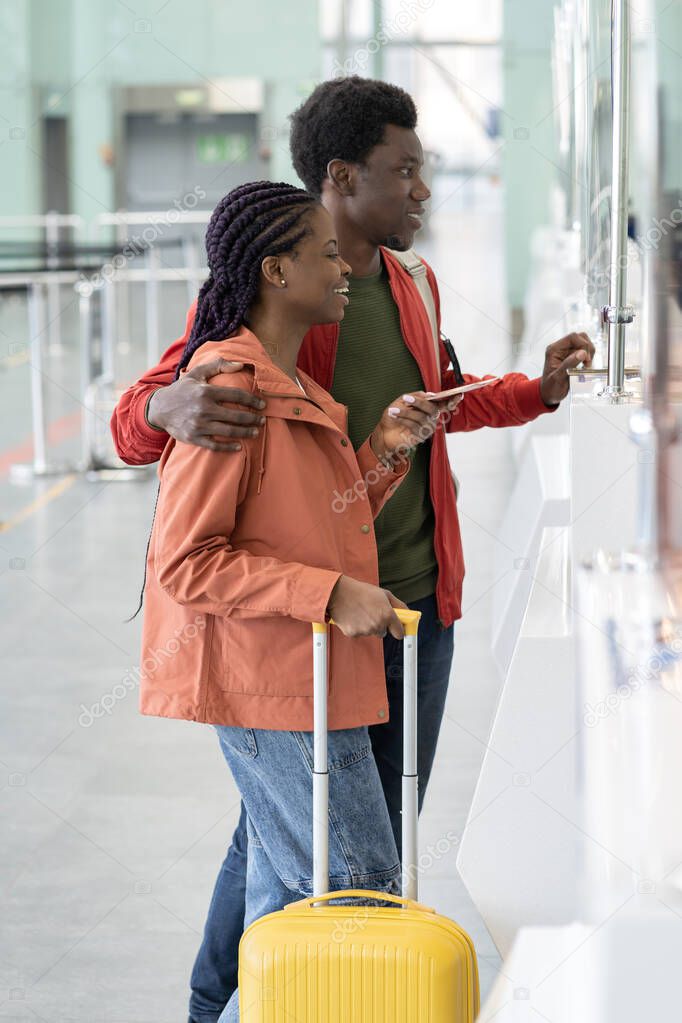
left=327, top=576, right=408, bottom=639
left=369, top=390, right=463, bottom=462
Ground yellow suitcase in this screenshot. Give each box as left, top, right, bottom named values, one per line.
left=238, top=610, right=480, bottom=1021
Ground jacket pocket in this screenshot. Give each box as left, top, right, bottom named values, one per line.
left=209, top=615, right=315, bottom=698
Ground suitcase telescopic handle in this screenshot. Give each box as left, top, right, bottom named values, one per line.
left=319, top=608, right=421, bottom=633
left=311, top=608, right=422, bottom=901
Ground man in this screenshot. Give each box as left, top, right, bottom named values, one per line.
left=111, top=76, right=593, bottom=1023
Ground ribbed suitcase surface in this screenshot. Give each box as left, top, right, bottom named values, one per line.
left=239, top=893, right=479, bottom=1021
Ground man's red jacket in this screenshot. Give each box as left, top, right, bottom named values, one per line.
left=111, top=248, right=556, bottom=626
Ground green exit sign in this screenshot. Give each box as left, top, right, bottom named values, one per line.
left=196, top=133, right=249, bottom=164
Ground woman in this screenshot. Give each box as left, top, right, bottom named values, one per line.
left=139, top=181, right=447, bottom=1022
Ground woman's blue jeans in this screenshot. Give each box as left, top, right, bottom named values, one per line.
left=188, top=593, right=454, bottom=1023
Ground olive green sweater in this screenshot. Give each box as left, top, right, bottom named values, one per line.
left=330, top=258, right=438, bottom=603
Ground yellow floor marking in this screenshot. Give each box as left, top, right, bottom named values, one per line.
left=0, top=473, right=77, bottom=533
left=0, top=348, right=30, bottom=370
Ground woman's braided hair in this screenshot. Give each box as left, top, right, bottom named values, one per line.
left=175, top=180, right=320, bottom=378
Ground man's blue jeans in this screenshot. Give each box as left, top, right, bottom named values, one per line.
left=188, top=593, right=454, bottom=1023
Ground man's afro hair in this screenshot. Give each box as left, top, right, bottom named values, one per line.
left=289, top=76, right=417, bottom=197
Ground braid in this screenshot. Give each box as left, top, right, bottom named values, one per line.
left=175, top=181, right=319, bottom=378
left=128, top=182, right=319, bottom=624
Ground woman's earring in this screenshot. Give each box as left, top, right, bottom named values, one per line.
left=280, top=279, right=286, bottom=287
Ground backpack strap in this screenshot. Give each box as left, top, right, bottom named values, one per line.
left=386, top=246, right=461, bottom=500
left=386, top=247, right=440, bottom=373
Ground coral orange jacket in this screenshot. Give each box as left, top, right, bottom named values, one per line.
left=140, top=326, right=409, bottom=731
left=113, top=248, right=557, bottom=626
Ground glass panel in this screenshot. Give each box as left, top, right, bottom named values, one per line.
left=582, top=0, right=614, bottom=315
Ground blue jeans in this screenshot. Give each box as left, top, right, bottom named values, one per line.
left=188, top=593, right=454, bottom=1023
left=215, top=723, right=401, bottom=1023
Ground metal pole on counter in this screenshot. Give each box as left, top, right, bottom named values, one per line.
left=602, top=0, right=634, bottom=397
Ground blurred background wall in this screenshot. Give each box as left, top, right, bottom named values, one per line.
left=8, top=1, right=679, bottom=317
left=0, top=0, right=543, bottom=299
left=0, top=1, right=320, bottom=228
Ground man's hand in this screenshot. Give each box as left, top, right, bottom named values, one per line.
left=540, top=332, right=596, bottom=406
left=147, top=358, right=266, bottom=452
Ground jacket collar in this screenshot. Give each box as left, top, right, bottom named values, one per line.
left=192, top=325, right=349, bottom=433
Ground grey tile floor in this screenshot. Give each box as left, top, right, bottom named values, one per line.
left=1, top=196, right=522, bottom=1020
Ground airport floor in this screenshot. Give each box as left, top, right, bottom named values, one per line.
left=1, top=184, right=521, bottom=1019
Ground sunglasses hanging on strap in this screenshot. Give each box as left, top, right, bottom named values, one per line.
left=440, top=331, right=466, bottom=387
left=388, top=246, right=464, bottom=500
